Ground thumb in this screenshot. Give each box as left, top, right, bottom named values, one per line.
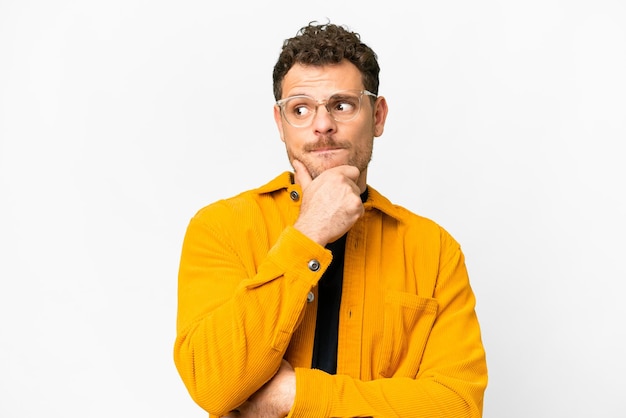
left=292, top=159, right=312, bottom=190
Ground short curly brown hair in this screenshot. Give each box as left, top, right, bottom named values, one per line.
left=272, top=22, right=380, bottom=101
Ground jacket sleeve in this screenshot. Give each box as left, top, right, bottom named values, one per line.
left=288, top=229, right=488, bottom=418
left=173, top=202, right=332, bottom=416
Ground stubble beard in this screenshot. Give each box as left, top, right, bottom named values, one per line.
left=287, top=137, right=373, bottom=179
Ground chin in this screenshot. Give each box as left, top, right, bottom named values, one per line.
left=308, top=160, right=346, bottom=178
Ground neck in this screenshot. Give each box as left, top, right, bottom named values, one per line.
left=357, top=168, right=368, bottom=193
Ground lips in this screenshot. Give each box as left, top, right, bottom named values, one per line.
left=311, top=146, right=344, bottom=152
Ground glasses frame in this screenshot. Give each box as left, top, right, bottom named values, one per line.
left=276, top=89, right=377, bottom=128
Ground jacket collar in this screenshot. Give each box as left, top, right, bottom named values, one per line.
left=254, top=171, right=406, bottom=222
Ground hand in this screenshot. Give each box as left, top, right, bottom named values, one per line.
left=292, top=159, right=364, bottom=246
left=224, top=360, right=296, bottom=418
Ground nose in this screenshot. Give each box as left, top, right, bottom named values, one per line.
left=311, top=101, right=336, bottom=132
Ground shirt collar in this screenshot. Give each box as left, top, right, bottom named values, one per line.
left=254, top=171, right=406, bottom=221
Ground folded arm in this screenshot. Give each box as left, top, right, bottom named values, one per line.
left=174, top=205, right=332, bottom=416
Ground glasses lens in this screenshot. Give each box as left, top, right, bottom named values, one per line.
left=327, top=93, right=361, bottom=122
left=282, top=96, right=316, bottom=126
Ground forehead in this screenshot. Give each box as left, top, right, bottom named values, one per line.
left=281, top=60, right=364, bottom=98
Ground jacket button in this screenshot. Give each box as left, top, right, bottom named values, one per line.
left=290, top=190, right=300, bottom=201
left=308, top=259, right=320, bottom=272
left=307, top=292, right=314, bottom=303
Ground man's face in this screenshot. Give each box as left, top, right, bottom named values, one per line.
left=274, top=60, right=388, bottom=190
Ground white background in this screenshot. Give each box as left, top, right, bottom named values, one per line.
left=1, top=1, right=625, bottom=417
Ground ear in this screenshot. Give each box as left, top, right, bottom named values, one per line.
left=373, top=96, right=389, bottom=137
left=274, top=105, right=286, bottom=142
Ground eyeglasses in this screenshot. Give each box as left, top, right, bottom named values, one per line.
left=276, top=89, right=377, bottom=128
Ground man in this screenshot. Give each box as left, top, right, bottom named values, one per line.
left=174, top=22, right=487, bottom=417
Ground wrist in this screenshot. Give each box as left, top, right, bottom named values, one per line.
left=293, top=220, right=328, bottom=247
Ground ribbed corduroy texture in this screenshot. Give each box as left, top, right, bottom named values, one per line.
left=174, top=172, right=487, bottom=417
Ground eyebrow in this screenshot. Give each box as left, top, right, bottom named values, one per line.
left=329, top=92, right=356, bottom=98
left=285, top=90, right=361, bottom=100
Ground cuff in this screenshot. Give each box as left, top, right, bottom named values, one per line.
left=289, top=368, right=333, bottom=418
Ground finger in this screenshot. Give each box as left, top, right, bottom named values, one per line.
left=335, top=164, right=361, bottom=184
left=292, top=159, right=313, bottom=190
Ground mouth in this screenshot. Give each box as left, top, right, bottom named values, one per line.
left=308, top=147, right=347, bottom=159
left=310, top=146, right=344, bottom=153
left=305, top=137, right=348, bottom=153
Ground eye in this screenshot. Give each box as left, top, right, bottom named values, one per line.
left=287, top=98, right=314, bottom=119
left=330, top=96, right=359, bottom=114
left=293, top=104, right=311, bottom=118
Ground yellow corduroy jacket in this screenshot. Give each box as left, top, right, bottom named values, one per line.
left=174, top=172, right=487, bottom=418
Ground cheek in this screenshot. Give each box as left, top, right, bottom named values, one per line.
left=281, top=134, right=303, bottom=157
left=282, top=127, right=307, bottom=147
left=354, top=113, right=376, bottom=137
left=354, top=124, right=375, bottom=146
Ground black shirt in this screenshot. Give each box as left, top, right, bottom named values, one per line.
left=311, top=188, right=368, bottom=374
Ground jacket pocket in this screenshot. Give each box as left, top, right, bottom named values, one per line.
left=376, top=290, right=439, bottom=378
